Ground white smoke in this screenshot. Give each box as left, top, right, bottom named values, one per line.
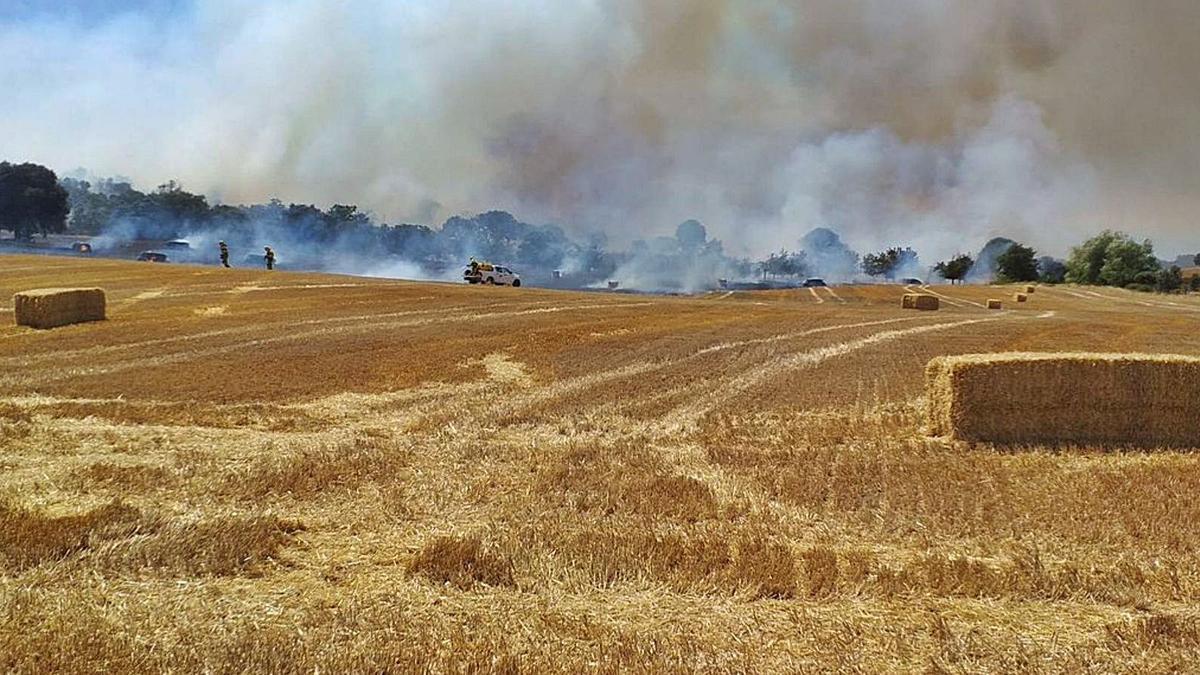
left=1, top=1, right=1197, bottom=259
left=781, top=97, right=1095, bottom=263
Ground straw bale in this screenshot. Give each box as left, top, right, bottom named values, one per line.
left=986, top=299, right=1002, bottom=310
left=1014, top=293, right=1028, bottom=302
left=13, top=288, right=106, bottom=329
left=901, top=294, right=939, bottom=311
left=1024, top=285, right=1036, bottom=293
left=926, top=352, right=1200, bottom=446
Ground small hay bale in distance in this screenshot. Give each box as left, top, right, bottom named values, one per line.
left=13, top=288, right=106, bottom=329
left=926, top=352, right=1200, bottom=447
left=1014, top=293, right=1028, bottom=303
left=901, top=293, right=939, bottom=310
left=1024, top=285, right=1036, bottom=294
left=986, top=299, right=1003, bottom=310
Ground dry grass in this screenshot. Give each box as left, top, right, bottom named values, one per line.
left=541, top=442, right=719, bottom=521
left=4, top=255, right=1200, bottom=670
left=0, top=499, right=143, bottom=570
left=71, top=461, right=177, bottom=491
left=408, top=534, right=515, bottom=589
left=218, top=432, right=411, bottom=499
left=0, top=498, right=302, bottom=576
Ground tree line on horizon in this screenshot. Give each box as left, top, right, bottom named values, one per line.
left=1, top=160, right=1196, bottom=291
left=930, top=234, right=1196, bottom=293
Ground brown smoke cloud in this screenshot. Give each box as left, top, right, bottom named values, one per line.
left=0, top=0, right=1196, bottom=259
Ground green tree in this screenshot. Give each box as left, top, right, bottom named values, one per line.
left=0, top=161, right=69, bottom=240
left=1037, top=256, right=1067, bottom=284
left=1065, top=230, right=1122, bottom=284
left=995, top=243, right=1039, bottom=282
left=862, top=247, right=918, bottom=280
left=971, top=237, right=1016, bottom=281
left=152, top=181, right=209, bottom=226
left=59, top=176, right=112, bottom=234
left=1156, top=265, right=1183, bottom=293
left=327, top=204, right=370, bottom=232
left=1098, top=237, right=1158, bottom=288
left=933, top=254, right=973, bottom=284
left=1065, top=230, right=1158, bottom=287
left=760, top=250, right=807, bottom=279
left=516, top=225, right=572, bottom=269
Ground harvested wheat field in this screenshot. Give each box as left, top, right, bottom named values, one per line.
left=5, top=255, right=1200, bottom=672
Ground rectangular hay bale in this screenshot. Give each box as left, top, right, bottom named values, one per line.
left=986, top=299, right=1002, bottom=310
left=901, top=293, right=939, bottom=310
left=13, top=288, right=106, bottom=329
left=1014, top=293, right=1028, bottom=302
left=926, top=352, right=1200, bottom=447
left=1024, top=285, right=1036, bottom=294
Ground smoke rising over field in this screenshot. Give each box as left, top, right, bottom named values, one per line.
left=2, top=1, right=1199, bottom=264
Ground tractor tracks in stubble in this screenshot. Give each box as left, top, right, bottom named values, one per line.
left=0, top=300, right=655, bottom=386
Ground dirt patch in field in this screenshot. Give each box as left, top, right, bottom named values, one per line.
left=193, top=305, right=228, bottom=317
left=479, top=352, right=533, bottom=386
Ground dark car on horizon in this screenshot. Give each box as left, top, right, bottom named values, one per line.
left=802, top=277, right=828, bottom=287
left=137, top=251, right=168, bottom=263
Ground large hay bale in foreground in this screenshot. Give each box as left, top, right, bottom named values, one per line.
left=986, top=299, right=1002, bottom=310
left=926, top=352, right=1200, bottom=446
left=901, top=294, right=939, bottom=311
left=14, top=288, right=106, bottom=329
left=1014, top=293, right=1028, bottom=303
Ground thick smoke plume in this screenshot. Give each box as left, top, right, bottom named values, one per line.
left=2, top=0, right=1199, bottom=267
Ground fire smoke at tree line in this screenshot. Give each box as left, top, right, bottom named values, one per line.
left=1, top=160, right=1196, bottom=293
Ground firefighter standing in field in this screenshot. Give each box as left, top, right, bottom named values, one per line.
left=264, top=246, right=276, bottom=270
left=218, top=241, right=230, bottom=268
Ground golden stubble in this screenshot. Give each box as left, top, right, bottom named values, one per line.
left=3, top=256, right=1200, bottom=671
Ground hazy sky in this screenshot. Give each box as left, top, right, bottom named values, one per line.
left=1, top=1, right=1198, bottom=259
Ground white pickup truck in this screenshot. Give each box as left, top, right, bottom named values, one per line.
left=463, top=262, right=521, bottom=287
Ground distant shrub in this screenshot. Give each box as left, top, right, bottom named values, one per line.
left=1132, top=270, right=1158, bottom=287
left=1156, top=265, right=1183, bottom=293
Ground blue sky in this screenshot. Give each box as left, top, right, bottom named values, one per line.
left=0, top=0, right=189, bottom=25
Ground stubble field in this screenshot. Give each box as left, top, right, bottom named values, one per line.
left=3, top=254, right=1200, bottom=672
